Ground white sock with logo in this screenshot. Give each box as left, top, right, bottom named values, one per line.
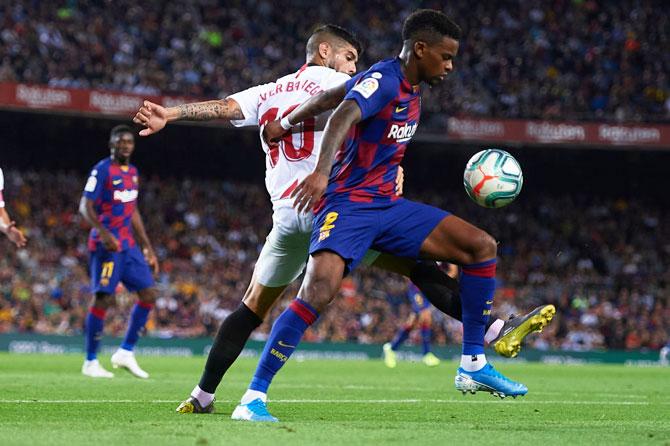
left=240, top=389, right=267, bottom=405
left=484, top=319, right=505, bottom=345
left=191, top=385, right=215, bottom=407
left=460, top=354, right=487, bottom=372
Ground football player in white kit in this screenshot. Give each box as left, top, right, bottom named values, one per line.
left=0, top=167, right=28, bottom=248
left=133, top=24, right=540, bottom=418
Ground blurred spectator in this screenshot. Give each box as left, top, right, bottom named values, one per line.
left=0, top=1, right=667, bottom=125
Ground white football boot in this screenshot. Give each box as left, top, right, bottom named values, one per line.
left=111, top=348, right=149, bottom=379
left=82, top=359, right=114, bottom=378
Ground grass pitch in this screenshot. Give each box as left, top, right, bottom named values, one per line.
left=0, top=353, right=668, bottom=445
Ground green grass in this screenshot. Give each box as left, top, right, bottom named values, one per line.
left=0, top=353, right=668, bottom=445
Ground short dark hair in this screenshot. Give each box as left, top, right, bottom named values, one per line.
left=402, top=9, right=461, bottom=43
left=307, top=24, right=363, bottom=57
left=109, top=124, right=134, bottom=141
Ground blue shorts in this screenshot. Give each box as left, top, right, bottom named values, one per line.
left=309, top=197, right=450, bottom=274
left=89, top=246, right=155, bottom=294
left=409, top=290, right=431, bottom=313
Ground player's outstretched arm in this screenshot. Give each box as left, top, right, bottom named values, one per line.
left=263, top=83, right=348, bottom=145
left=291, top=99, right=362, bottom=213
left=0, top=207, right=27, bottom=248
left=131, top=208, right=159, bottom=274
left=133, top=99, right=245, bottom=136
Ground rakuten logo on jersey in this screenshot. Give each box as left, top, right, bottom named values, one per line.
left=113, top=189, right=138, bottom=203
left=387, top=122, right=418, bottom=143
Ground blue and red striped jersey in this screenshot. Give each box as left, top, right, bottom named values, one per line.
left=324, top=58, right=421, bottom=204
left=83, top=157, right=139, bottom=251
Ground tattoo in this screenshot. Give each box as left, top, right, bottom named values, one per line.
left=177, top=99, right=244, bottom=121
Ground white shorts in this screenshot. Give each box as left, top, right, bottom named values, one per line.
left=254, top=206, right=381, bottom=287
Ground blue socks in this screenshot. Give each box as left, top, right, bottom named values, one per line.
left=390, top=325, right=411, bottom=350
left=420, top=325, right=432, bottom=355
left=249, top=299, right=318, bottom=393
left=85, top=308, right=106, bottom=360
left=460, top=259, right=497, bottom=355
left=120, top=301, right=153, bottom=351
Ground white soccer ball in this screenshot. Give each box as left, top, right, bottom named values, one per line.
left=463, top=149, right=523, bottom=208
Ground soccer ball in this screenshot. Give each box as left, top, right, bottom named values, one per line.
left=463, top=149, right=523, bottom=208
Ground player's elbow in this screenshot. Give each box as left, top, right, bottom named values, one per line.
left=330, top=101, right=361, bottom=128
left=320, top=85, right=346, bottom=111
left=78, top=198, right=90, bottom=219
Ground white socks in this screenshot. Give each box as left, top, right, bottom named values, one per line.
left=191, top=386, right=269, bottom=407
left=484, top=318, right=505, bottom=345
left=191, top=385, right=215, bottom=407
left=240, top=389, right=267, bottom=405
left=460, top=354, right=487, bottom=372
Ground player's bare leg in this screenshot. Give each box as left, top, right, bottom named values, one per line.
left=420, top=215, right=527, bottom=397
left=178, top=271, right=287, bottom=414
left=82, top=292, right=115, bottom=378
left=110, top=287, right=156, bottom=379
left=231, top=252, right=345, bottom=422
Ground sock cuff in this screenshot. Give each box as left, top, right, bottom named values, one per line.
left=240, top=302, right=263, bottom=327
left=290, top=299, right=318, bottom=325
left=136, top=301, right=154, bottom=310
left=462, top=259, right=497, bottom=278
left=89, top=307, right=106, bottom=320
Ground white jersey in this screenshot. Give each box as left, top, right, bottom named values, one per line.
left=0, top=168, right=4, bottom=208
left=229, top=65, right=350, bottom=210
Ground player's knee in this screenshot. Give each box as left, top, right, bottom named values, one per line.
left=138, top=288, right=157, bottom=304
left=300, top=277, right=336, bottom=313
left=470, top=230, right=497, bottom=263
left=93, top=292, right=114, bottom=310
left=242, top=284, right=281, bottom=320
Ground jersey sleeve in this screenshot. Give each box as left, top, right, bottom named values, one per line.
left=0, top=168, right=4, bottom=208
left=344, top=70, right=399, bottom=121
left=344, top=72, right=365, bottom=93
left=227, top=83, right=273, bottom=127
left=83, top=164, right=109, bottom=201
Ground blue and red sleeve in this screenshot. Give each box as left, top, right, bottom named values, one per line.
left=343, top=69, right=400, bottom=121
left=83, top=163, right=109, bottom=202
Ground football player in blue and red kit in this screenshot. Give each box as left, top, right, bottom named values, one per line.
left=235, top=9, right=553, bottom=421
left=79, top=125, right=159, bottom=379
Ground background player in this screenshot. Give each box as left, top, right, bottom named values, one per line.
left=0, top=167, right=28, bottom=248
left=383, top=281, right=442, bottom=368
left=79, top=125, right=159, bottom=379
left=235, top=10, right=549, bottom=422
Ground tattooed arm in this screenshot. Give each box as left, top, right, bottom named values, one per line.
left=132, top=98, right=245, bottom=136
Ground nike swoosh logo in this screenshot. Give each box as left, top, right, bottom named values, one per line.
left=278, top=341, right=296, bottom=348
left=395, top=106, right=407, bottom=113
left=486, top=300, right=494, bottom=305
left=113, top=180, right=122, bottom=185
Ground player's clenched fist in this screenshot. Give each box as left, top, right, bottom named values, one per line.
left=100, top=229, right=121, bottom=252
left=133, top=100, right=168, bottom=136
left=262, top=120, right=288, bottom=147
left=395, top=166, right=404, bottom=196
left=291, top=171, right=329, bottom=214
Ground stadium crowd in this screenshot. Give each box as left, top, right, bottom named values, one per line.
left=0, top=170, right=667, bottom=352
left=0, top=0, right=668, bottom=125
